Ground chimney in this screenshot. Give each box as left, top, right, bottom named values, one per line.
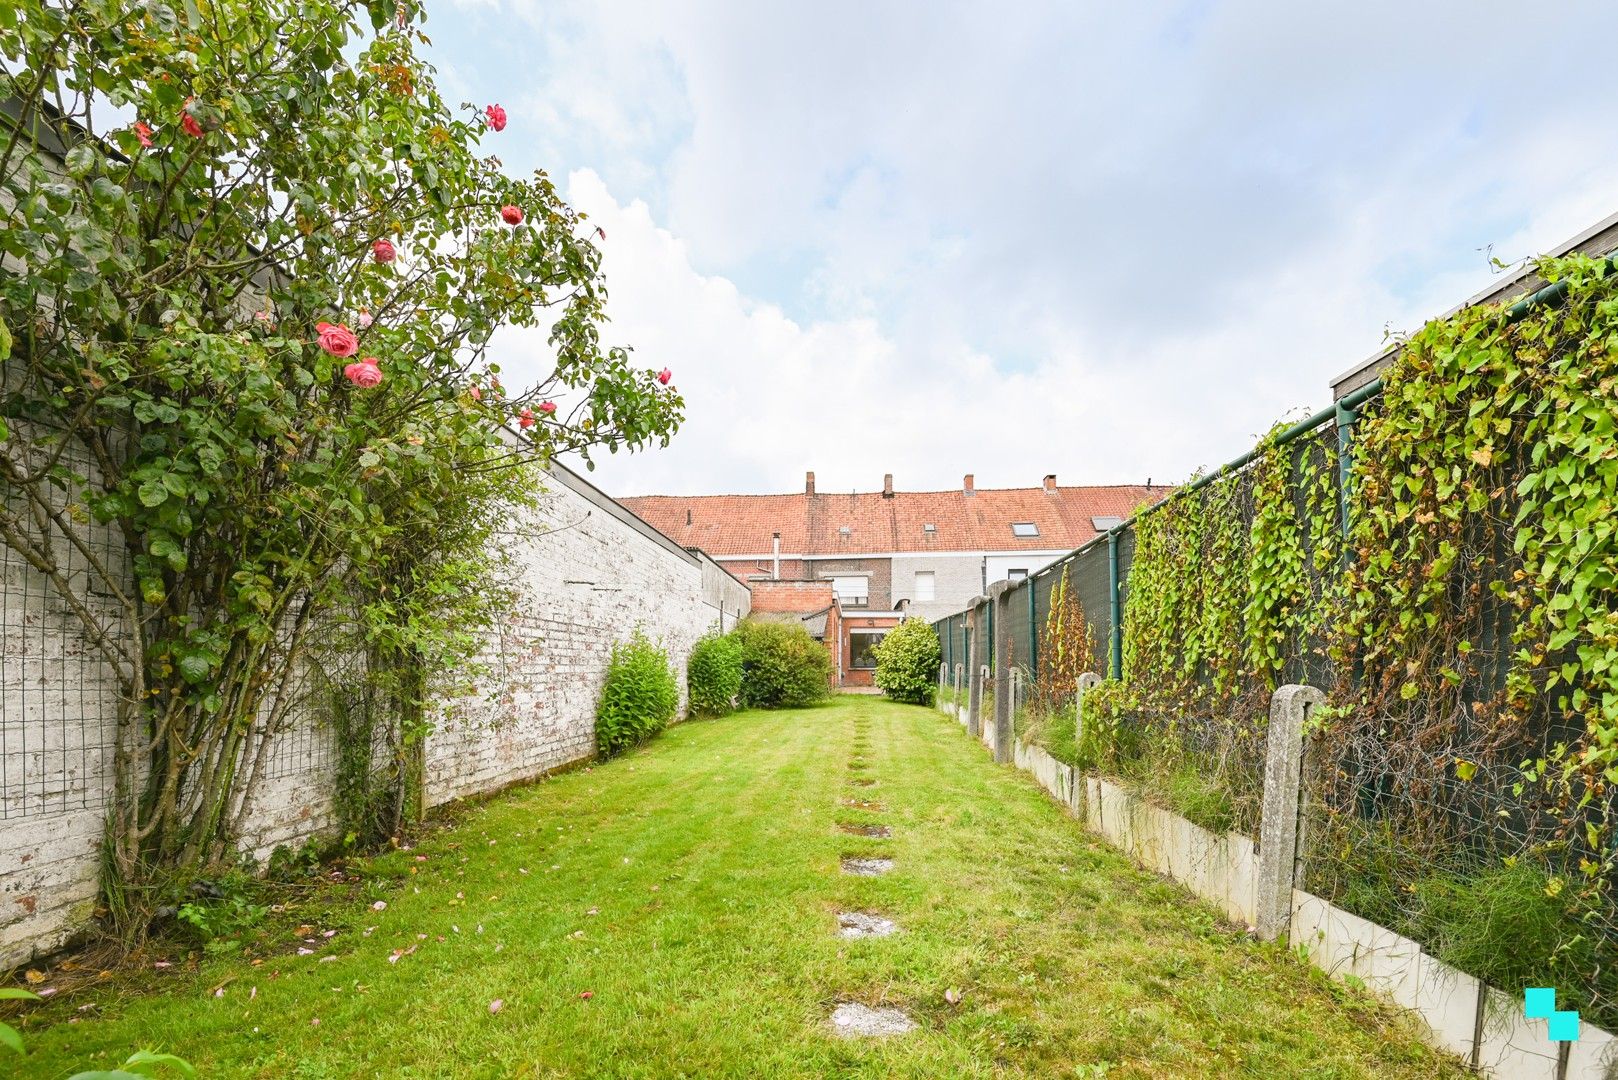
left=805, top=471, right=816, bottom=496
left=772, top=532, right=781, bottom=580
left=686, top=508, right=693, bottom=525
left=882, top=473, right=894, bottom=498
left=1043, top=473, right=1057, bottom=494
left=963, top=473, right=975, bottom=497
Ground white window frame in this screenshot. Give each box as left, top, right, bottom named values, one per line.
left=1011, top=522, right=1040, bottom=538
left=913, top=570, right=936, bottom=602
left=830, top=575, right=869, bottom=608
left=849, top=630, right=887, bottom=669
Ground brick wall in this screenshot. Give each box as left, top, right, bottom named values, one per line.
left=809, top=557, right=892, bottom=611
left=0, top=460, right=747, bottom=969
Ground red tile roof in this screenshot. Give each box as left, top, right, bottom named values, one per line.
left=620, top=482, right=1167, bottom=557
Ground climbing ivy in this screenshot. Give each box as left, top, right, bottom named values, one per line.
left=1069, top=252, right=1618, bottom=1020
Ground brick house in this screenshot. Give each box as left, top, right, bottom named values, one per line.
left=744, top=579, right=902, bottom=690
left=622, top=473, right=1167, bottom=670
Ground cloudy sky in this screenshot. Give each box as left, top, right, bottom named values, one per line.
left=426, top=1, right=1617, bottom=498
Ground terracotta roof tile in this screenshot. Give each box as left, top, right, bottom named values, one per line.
left=621, top=483, right=1168, bottom=557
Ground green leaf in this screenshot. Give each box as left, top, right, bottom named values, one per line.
left=176, top=652, right=214, bottom=684
left=137, top=480, right=169, bottom=508
left=0, top=1022, right=22, bottom=1055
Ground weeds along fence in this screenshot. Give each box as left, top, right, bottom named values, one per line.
left=933, top=255, right=1618, bottom=1032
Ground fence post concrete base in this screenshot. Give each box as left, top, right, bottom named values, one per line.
left=976, top=665, right=990, bottom=746
left=1075, top=672, right=1101, bottom=755
left=1256, top=683, right=1324, bottom=942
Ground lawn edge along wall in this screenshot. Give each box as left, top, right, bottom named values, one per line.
left=936, top=687, right=1618, bottom=1080
left=0, top=459, right=750, bottom=970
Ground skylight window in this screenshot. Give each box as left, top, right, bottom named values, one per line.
left=922, top=523, right=936, bottom=533
left=1011, top=522, right=1039, bottom=538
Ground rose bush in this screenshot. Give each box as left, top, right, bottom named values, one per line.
left=0, top=0, right=683, bottom=929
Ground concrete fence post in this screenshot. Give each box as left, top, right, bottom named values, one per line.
left=953, top=663, right=964, bottom=719
left=966, top=606, right=983, bottom=739
left=1075, top=672, right=1101, bottom=755
left=992, top=583, right=1013, bottom=764
left=1255, top=683, right=1325, bottom=942
left=974, top=665, right=989, bottom=742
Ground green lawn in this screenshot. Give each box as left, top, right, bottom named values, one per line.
left=8, top=696, right=1463, bottom=1078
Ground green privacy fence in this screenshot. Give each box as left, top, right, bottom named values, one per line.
left=927, top=255, right=1618, bottom=1030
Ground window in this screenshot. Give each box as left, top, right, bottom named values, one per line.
left=1011, top=522, right=1039, bottom=538
left=850, top=630, right=886, bottom=669
left=830, top=576, right=868, bottom=608
left=914, top=571, right=936, bottom=602
left=922, top=523, right=936, bottom=534
left=1007, top=569, right=1029, bottom=582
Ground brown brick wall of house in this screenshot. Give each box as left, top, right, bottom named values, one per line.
left=809, top=557, right=892, bottom=611
left=719, top=557, right=808, bottom=582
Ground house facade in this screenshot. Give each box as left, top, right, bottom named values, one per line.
left=623, top=473, right=1166, bottom=661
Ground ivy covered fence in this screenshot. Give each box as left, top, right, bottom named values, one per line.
left=935, top=253, right=1618, bottom=1029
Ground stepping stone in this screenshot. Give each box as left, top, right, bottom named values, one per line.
left=841, top=798, right=885, bottom=811
left=841, top=856, right=893, bottom=876
left=830, top=1002, right=916, bottom=1037
left=836, top=912, right=898, bottom=939
left=849, top=778, right=876, bottom=787
left=838, top=823, right=892, bottom=838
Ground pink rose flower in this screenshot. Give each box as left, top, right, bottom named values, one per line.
left=500, top=205, right=523, bottom=226
left=344, top=359, right=383, bottom=388
left=315, top=322, right=359, bottom=358
left=538, top=400, right=556, bottom=415
left=518, top=407, right=535, bottom=429
left=373, top=239, right=396, bottom=264
left=134, top=121, right=154, bottom=148
left=469, top=384, right=483, bottom=402
left=357, top=311, right=374, bottom=329
left=657, top=368, right=671, bottom=385
left=485, top=104, right=507, bottom=132
left=595, top=226, right=606, bottom=241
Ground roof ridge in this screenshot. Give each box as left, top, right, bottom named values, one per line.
left=619, top=482, right=1163, bottom=500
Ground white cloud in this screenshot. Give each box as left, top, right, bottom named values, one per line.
left=452, top=0, right=1618, bottom=498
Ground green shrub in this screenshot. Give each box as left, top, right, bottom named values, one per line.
left=687, top=629, right=744, bottom=717
left=873, top=619, right=942, bottom=705
left=734, top=620, right=832, bottom=709
left=595, top=631, right=679, bottom=758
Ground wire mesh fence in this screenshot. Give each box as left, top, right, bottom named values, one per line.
left=931, top=405, right=1618, bottom=1028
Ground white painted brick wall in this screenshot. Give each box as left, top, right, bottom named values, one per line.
left=0, top=459, right=748, bottom=969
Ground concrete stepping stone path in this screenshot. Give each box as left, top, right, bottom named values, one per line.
left=829, top=1002, right=917, bottom=1037
left=836, top=912, right=898, bottom=939
left=840, top=855, right=894, bottom=876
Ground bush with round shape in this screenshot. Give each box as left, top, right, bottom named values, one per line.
left=595, top=631, right=678, bottom=758
left=735, top=620, right=832, bottom=709
left=687, top=629, right=744, bottom=717
left=873, top=619, right=942, bottom=705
